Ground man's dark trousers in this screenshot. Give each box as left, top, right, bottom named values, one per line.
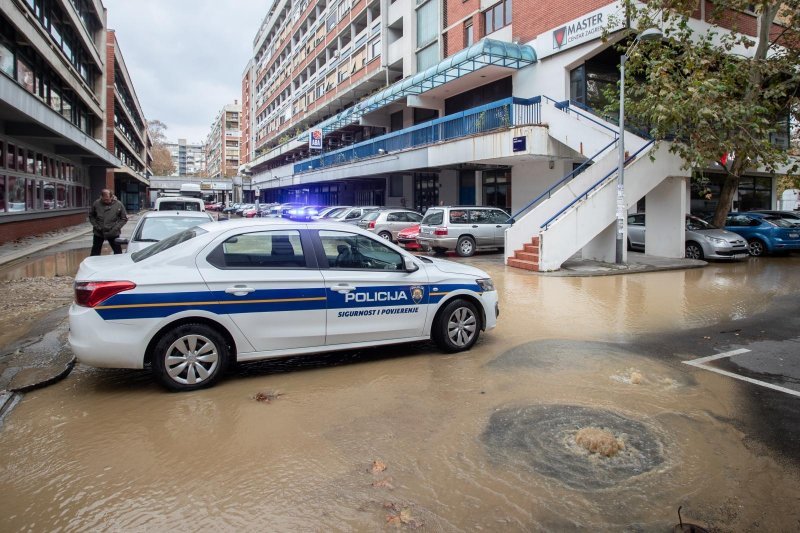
left=91, top=234, right=122, bottom=255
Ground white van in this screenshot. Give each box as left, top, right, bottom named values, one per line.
left=154, top=196, right=205, bottom=212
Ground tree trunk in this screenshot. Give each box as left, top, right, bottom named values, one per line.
left=712, top=155, right=748, bottom=227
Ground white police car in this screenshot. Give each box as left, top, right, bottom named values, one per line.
left=69, top=219, right=499, bottom=391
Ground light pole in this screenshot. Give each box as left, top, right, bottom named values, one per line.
left=616, top=28, right=663, bottom=264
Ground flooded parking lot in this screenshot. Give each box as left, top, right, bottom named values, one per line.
left=1, top=252, right=800, bottom=530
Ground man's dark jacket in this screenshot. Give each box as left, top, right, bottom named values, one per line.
left=89, top=198, right=128, bottom=238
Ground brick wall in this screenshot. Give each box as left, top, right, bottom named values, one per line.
left=510, top=0, right=612, bottom=45
left=0, top=213, right=88, bottom=244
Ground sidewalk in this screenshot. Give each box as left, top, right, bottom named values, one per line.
left=0, top=213, right=143, bottom=423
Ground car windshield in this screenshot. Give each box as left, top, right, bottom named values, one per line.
left=686, top=216, right=716, bottom=230
left=135, top=216, right=210, bottom=242
left=421, top=209, right=444, bottom=225
left=324, top=208, right=347, bottom=218
left=131, top=227, right=208, bottom=263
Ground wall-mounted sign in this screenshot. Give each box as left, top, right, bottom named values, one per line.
left=513, top=136, right=527, bottom=152
left=309, top=128, right=323, bottom=150
left=535, top=2, right=625, bottom=59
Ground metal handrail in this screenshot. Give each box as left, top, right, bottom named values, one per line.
left=509, top=137, right=619, bottom=221
left=541, top=96, right=620, bottom=136
left=540, top=139, right=657, bottom=229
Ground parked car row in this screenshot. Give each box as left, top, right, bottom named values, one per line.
left=627, top=211, right=800, bottom=259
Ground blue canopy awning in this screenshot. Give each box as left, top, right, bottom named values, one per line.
left=310, top=39, right=536, bottom=135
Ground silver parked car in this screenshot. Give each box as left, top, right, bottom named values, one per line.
left=117, top=210, right=215, bottom=253
left=322, top=206, right=380, bottom=224
left=627, top=213, right=748, bottom=260
left=417, top=206, right=512, bottom=257
left=357, top=208, right=423, bottom=241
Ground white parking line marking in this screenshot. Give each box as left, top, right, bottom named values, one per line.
left=684, top=348, right=751, bottom=366
left=683, top=348, right=800, bottom=398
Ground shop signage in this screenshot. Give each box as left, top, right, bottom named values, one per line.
left=536, top=2, right=625, bottom=59
left=309, top=128, right=323, bottom=150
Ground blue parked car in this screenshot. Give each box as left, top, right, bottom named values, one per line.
left=720, top=212, right=800, bottom=256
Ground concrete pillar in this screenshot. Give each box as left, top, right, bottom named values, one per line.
left=582, top=221, right=619, bottom=263
left=475, top=171, right=483, bottom=205
left=645, top=176, right=687, bottom=258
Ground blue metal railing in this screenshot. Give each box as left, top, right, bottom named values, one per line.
left=294, top=96, right=541, bottom=173
left=541, top=96, right=620, bottom=136
left=509, top=137, right=619, bottom=221
left=540, top=139, right=656, bottom=229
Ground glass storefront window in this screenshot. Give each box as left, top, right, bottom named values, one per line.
left=57, top=182, right=66, bottom=208
left=26, top=150, right=35, bottom=174
left=6, top=144, right=15, bottom=170
left=43, top=182, right=55, bottom=209
left=16, top=58, right=34, bottom=93
left=26, top=178, right=36, bottom=210
left=0, top=175, right=5, bottom=212
left=17, top=147, right=24, bottom=171
left=482, top=170, right=511, bottom=209
left=0, top=141, right=4, bottom=169
left=8, top=176, right=26, bottom=212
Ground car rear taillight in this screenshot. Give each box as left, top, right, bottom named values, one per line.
left=369, top=221, right=376, bottom=229
left=75, top=281, right=136, bottom=308
left=434, top=227, right=448, bottom=236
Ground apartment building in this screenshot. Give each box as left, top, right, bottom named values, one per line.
left=166, top=138, right=207, bottom=177
left=206, top=101, right=241, bottom=179
left=0, top=0, right=123, bottom=242
left=242, top=0, right=789, bottom=270
left=105, top=29, right=149, bottom=212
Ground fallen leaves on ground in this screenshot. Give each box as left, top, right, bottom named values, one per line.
left=384, top=504, right=422, bottom=528
left=371, top=477, right=394, bottom=489
left=369, top=459, right=387, bottom=473
left=253, top=391, right=283, bottom=403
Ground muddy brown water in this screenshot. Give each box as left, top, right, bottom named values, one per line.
left=2, top=255, right=800, bottom=530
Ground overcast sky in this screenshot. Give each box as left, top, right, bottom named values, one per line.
left=104, top=0, right=269, bottom=144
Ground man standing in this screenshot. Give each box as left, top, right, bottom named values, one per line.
left=89, top=189, right=127, bottom=256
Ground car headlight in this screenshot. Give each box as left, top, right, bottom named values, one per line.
left=705, top=236, right=727, bottom=245
left=476, top=278, right=495, bottom=292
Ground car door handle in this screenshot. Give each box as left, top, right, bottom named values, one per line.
left=331, top=284, right=356, bottom=293
left=472, top=225, right=478, bottom=228
left=225, top=285, right=255, bottom=295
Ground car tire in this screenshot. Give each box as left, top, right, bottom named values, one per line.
left=432, top=298, right=482, bottom=353
left=747, top=238, right=766, bottom=257
left=456, top=236, right=476, bottom=257
left=378, top=231, right=392, bottom=241
left=685, top=241, right=704, bottom=260
left=152, top=323, right=229, bottom=392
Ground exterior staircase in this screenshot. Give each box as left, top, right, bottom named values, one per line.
left=505, top=98, right=689, bottom=271
left=507, top=236, right=540, bottom=271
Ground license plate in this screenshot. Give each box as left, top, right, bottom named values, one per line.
left=421, top=228, right=431, bottom=234
left=790, top=233, right=799, bottom=239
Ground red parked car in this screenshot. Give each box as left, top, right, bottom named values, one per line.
left=397, top=224, right=421, bottom=250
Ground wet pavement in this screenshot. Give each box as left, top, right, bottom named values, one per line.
left=0, top=245, right=799, bottom=530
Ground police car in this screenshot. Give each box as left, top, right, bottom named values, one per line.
left=69, top=219, right=499, bottom=391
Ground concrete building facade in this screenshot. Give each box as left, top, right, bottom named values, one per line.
left=166, top=138, right=207, bottom=177
left=0, top=0, right=123, bottom=242
left=241, top=0, right=789, bottom=270
left=205, top=101, right=241, bottom=179
left=105, top=29, right=149, bottom=213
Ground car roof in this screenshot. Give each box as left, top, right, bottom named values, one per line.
left=196, top=218, right=392, bottom=235
left=156, top=196, right=203, bottom=202
left=141, top=210, right=212, bottom=219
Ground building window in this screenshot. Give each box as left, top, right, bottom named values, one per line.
left=416, top=42, right=439, bottom=71
left=416, top=0, right=438, bottom=48
left=0, top=42, right=13, bottom=77
left=369, top=38, right=381, bottom=60
left=483, top=0, right=511, bottom=35
left=482, top=169, right=511, bottom=209
left=464, top=21, right=474, bottom=47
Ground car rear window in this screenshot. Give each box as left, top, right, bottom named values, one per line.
left=136, top=216, right=210, bottom=242
left=362, top=212, right=380, bottom=221
left=158, top=201, right=201, bottom=211
left=131, top=227, right=207, bottom=263
left=421, top=209, right=443, bottom=225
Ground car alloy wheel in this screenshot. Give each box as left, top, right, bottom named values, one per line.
left=379, top=231, right=392, bottom=241
left=456, top=236, right=476, bottom=257
left=747, top=239, right=765, bottom=257
left=448, top=306, right=477, bottom=347
left=685, top=242, right=704, bottom=260
left=152, top=323, right=229, bottom=391
left=433, top=298, right=481, bottom=352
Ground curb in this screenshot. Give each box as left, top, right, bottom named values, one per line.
left=11, top=355, right=76, bottom=393
left=0, top=226, right=93, bottom=268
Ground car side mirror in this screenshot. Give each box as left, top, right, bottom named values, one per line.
left=115, top=237, right=128, bottom=245
left=403, top=256, right=419, bottom=273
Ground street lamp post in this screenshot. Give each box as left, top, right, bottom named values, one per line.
left=615, top=28, right=664, bottom=264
